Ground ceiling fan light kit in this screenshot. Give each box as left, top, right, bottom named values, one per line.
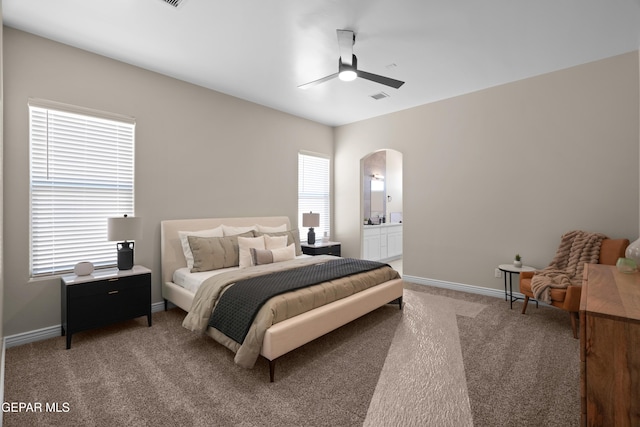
left=338, top=71, right=357, bottom=82
left=338, top=56, right=358, bottom=81
left=299, top=29, right=405, bottom=90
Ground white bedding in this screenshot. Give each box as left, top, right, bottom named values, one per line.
left=173, top=254, right=312, bottom=293
left=161, top=216, right=404, bottom=381
left=173, top=267, right=239, bottom=293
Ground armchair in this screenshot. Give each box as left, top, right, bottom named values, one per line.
left=519, top=237, right=628, bottom=338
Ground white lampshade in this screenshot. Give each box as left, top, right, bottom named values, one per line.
left=107, top=216, right=142, bottom=241
left=302, top=212, right=320, bottom=228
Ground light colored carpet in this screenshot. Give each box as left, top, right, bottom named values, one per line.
left=3, top=282, right=580, bottom=426
left=365, top=290, right=485, bottom=426
left=3, top=302, right=402, bottom=426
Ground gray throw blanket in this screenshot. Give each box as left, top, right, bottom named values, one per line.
left=208, top=258, right=388, bottom=344
left=182, top=255, right=401, bottom=368
left=531, top=230, right=606, bottom=303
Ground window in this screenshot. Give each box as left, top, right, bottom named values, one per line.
left=29, top=99, right=136, bottom=277
left=298, top=152, right=330, bottom=241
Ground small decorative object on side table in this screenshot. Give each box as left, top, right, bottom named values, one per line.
left=513, top=254, right=522, bottom=268
left=61, top=265, right=152, bottom=349
left=301, top=241, right=341, bottom=257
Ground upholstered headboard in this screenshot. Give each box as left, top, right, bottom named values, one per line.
left=160, top=216, right=291, bottom=286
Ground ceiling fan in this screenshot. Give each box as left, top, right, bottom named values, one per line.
left=298, top=29, right=405, bottom=90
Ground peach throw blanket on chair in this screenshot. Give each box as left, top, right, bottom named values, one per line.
left=530, top=230, right=606, bottom=304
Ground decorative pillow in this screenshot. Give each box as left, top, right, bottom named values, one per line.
left=264, top=234, right=288, bottom=250
left=254, top=230, right=302, bottom=256
left=250, top=244, right=296, bottom=266
left=179, top=226, right=223, bottom=269
left=256, top=224, right=287, bottom=233
left=188, top=231, right=253, bottom=272
left=238, top=236, right=266, bottom=268
left=222, top=224, right=257, bottom=237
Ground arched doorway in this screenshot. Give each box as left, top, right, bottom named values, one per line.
left=361, top=149, right=403, bottom=267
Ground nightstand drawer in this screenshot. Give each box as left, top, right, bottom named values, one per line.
left=69, top=285, right=150, bottom=330
left=323, top=245, right=341, bottom=256
left=67, top=274, right=149, bottom=298
left=301, top=242, right=341, bottom=256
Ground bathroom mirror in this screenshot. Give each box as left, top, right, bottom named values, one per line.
left=370, top=178, right=385, bottom=221
left=362, top=150, right=387, bottom=222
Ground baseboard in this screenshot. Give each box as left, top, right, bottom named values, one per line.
left=4, top=325, right=61, bottom=349
left=1, top=281, right=529, bottom=350
left=150, top=301, right=167, bottom=313
left=4, top=302, right=166, bottom=349
left=402, top=274, right=525, bottom=300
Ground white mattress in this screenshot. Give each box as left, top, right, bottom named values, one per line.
left=172, top=254, right=311, bottom=293
left=173, top=267, right=239, bottom=293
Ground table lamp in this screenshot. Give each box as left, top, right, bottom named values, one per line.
left=302, top=212, right=320, bottom=244
left=107, top=214, right=142, bottom=270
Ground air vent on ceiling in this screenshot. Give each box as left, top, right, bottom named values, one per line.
left=370, top=92, right=390, bottom=100
left=160, top=0, right=185, bottom=8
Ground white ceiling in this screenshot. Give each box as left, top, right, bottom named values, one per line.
left=3, top=0, right=640, bottom=126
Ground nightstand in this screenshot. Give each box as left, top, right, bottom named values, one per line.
left=301, top=241, right=341, bottom=256
left=61, top=265, right=152, bottom=349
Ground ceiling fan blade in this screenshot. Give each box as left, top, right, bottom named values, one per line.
left=297, top=72, right=339, bottom=90
left=357, top=70, right=405, bottom=89
left=336, top=29, right=354, bottom=66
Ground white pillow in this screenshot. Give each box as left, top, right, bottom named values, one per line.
left=256, top=224, right=287, bottom=233
left=222, top=224, right=257, bottom=236
left=264, top=234, right=288, bottom=250
left=251, top=244, right=296, bottom=265
left=272, top=244, right=296, bottom=263
left=179, top=227, right=223, bottom=269
left=238, top=235, right=265, bottom=268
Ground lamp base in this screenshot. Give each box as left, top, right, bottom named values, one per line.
left=117, top=241, right=134, bottom=270
left=307, top=228, right=316, bottom=245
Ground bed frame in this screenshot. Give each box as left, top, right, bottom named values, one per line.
left=160, top=216, right=404, bottom=381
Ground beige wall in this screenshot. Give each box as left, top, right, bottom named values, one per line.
left=335, top=51, right=640, bottom=290
left=3, top=26, right=640, bottom=337
left=2, top=28, right=333, bottom=336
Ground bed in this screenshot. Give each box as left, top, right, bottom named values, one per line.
left=161, top=216, right=403, bottom=381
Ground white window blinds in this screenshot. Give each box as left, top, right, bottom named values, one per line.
left=29, top=99, right=136, bottom=277
left=298, top=152, right=330, bottom=241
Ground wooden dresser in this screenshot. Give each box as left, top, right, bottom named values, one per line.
left=579, top=264, right=640, bottom=426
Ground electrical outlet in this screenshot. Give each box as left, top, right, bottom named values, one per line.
left=494, top=268, right=502, bottom=278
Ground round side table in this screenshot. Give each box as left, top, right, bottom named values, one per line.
left=498, top=264, right=536, bottom=309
